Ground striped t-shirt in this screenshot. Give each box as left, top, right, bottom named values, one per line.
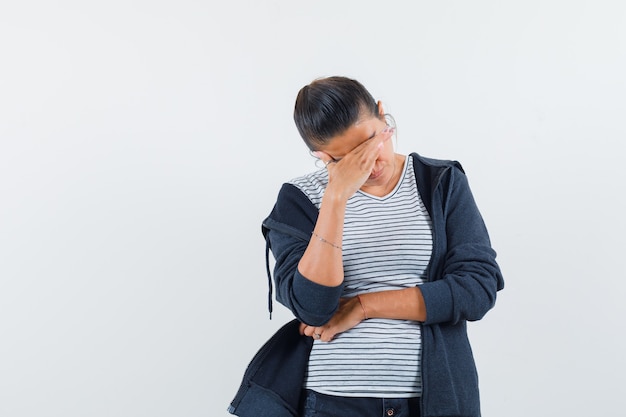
left=289, top=155, right=433, bottom=398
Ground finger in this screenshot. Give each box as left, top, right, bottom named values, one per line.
left=380, top=126, right=395, bottom=138
left=373, top=127, right=394, bottom=148
left=302, top=326, right=315, bottom=337
left=351, top=130, right=391, bottom=156
left=299, top=322, right=307, bottom=335
left=347, top=136, right=385, bottom=167
left=380, top=130, right=394, bottom=144
left=320, top=330, right=334, bottom=342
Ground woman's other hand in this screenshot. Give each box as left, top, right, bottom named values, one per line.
left=299, top=297, right=366, bottom=342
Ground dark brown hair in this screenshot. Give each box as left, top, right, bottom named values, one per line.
left=293, top=76, right=381, bottom=150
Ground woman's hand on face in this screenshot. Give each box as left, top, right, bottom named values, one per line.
left=299, top=297, right=366, bottom=342
left=313, top=129, right=393, bottom=201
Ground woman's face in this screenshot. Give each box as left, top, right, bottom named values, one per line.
left=317, top=113, right=399, bottom=193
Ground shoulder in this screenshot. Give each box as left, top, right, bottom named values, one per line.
left=287, top=169, right=328, bottom=208
left=408, top=153, right=468, bottom=212
left=262, top=176, right=321, bottom=239
left=409, top=152, right=467, bottom=191
left=410, top=152, right=464, bottom=173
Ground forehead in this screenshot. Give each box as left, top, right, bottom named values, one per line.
left=321, top=117, right=383, bottom=156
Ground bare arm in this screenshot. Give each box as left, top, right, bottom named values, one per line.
left=297, top=132, right=390, bottom=287
left=296, top=192, right=346, bottom=287
left=301, top=287, right=426, bottom=342
left=360, top=287, right=426, bottom=322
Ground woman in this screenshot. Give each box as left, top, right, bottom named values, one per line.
left=229, top=76, right=504, bottom=417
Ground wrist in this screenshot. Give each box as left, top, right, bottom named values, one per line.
left=356, top=294, right=368, bottom=320
left=322, top=185, right=351, bottom=206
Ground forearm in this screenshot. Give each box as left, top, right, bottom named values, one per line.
left=359, top=287, right=427, bottom=322
left=301, top=287, right=427, bottom=342
left=297, top=191, right=347, bottom=287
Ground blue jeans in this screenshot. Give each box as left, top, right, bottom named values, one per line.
left=300, top=389, right=421, bottom=417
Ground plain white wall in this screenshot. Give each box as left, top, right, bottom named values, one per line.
left=1, top=1, right=624, bottom=416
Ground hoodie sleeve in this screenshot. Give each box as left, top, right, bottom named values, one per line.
left=262, top=183, right=343, bottom=326
left=419, top=166, right=504, bottom=325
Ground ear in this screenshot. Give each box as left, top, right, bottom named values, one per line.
left=377, top=100, right=385, bottom=118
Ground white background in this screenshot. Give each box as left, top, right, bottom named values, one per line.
left=1, top=1, right=624, bottom=416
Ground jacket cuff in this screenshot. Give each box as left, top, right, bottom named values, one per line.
left=292, top=269, right=343, bottom=326
left=419, top=280, right=454, bottom=325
